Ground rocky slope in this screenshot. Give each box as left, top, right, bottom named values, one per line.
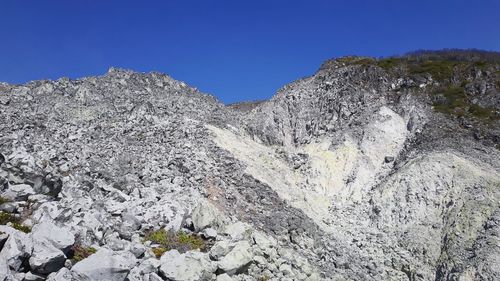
left=0, top=50, right=499, bottom=281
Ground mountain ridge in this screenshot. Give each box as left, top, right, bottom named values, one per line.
left=0, top=49, right=499, bottom=281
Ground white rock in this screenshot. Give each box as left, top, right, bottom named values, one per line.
left=191, top=200, right=224, bottom=231
left=217, top=241, right=253, bottom=275
left=202, top=228, right=217, bottom=239
left=0, top=253, right=13, bottom=281
left=279, top=263, right=293, bottom=276
left=209, top=240, right=231, bottom=261
left=126, top=258, right=160, bottom=281
left=147, top=273, right=163, bottom=281
left=29, top=239, right=66, bottom=274
left=0, top=226, right=33, bottom=271
left=46, top=267, right=73, bottom=281
left=223, top=222, right=251, bottom=241
left=31, top=221, right=75, bottom=253
left=216, top=273, right=234, bottom=281
left=159, top=250, right=216, bottom=281
left=3, top=184, right=35, bottom=201
left=71, top=249, right=136, bottom=281
left=251, top=232, right=277, bottom=249
left=23, top=271, right=45, bottom=281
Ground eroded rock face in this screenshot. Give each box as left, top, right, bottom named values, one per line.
left=0, top=54, right=499, bottom=281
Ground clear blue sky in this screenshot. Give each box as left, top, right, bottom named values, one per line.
left=1, top=0, right=499, bottom=103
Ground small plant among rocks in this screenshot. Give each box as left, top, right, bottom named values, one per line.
left=71, top=244, right=97, bottom=262
left=0, top=196, right=10, bottom=205
left=0, top=211, right=31, bottom=233
left=144, top=228, right=209, bottom=258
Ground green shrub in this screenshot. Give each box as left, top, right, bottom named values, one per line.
left=337, top=57, right=375, bottom=66
left=432, top=86, right=468, bottom=115
left=473, top=61, right=488, bottom=69
left=0, top=212, right=31, bottom=233
left=469, top=104, right=497, bottom=120
left=144, top=229, right=208, bottom=256
left=258, top=275, right=271, bottom=281
left=0, top=197, right=10, bottom=205
left=152, top=247, right=167, bottom=258
left=409, top=60, right=455, bottom=81
left=431, top=86, right=498, bottom=121
left=337, top=57, right=357, bottom=64
left=71, top=245, right=97, bottom=262
left=376, top=58, right=403, bottom=70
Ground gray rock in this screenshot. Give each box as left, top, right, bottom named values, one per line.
left=217, top=241, right=253, bottom=275
left=202, top=228, right=217, bottom=239
left=0, top=226, right=33, bottom=271
left=31, top=221, right=75, bottom=254
left=129, top=243, right=147, bottom=258
left=126, top=258, right=159, bottom=281
left=0, top=203, right=16, bottom=213
left=23, top=272, right=45, bottom=281
left=216, top=273, right=233, bottom=281
left=384, top=156, right=395, bottom=163
left=46, top=268, right=73, bottom=281
left=118, top=212, right=141, bottom=240
left=3, top=184, right=35, bottom=201
left=191, top=200, right=224, bottom=231
left=223, top=222, right=251, bottom=241
left=71, top=249, right=136, bottom=281
left=0, top=253, right=13, bottom=281
left=159, top=250, right=216, bottom=281
left=209, top=240, right=231, bottom=261
left=29, top=239, right=66, bottom=274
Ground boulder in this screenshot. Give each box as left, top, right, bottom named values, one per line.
left=202, top=228, right=217, bottom=239
left=251, top=232, right=277, bottom=249
left=223, top=222, right=251, bottom=241
left=71, top=249, right=137, bottom=281
left=117, top=212, right=141, bottom=240
left=46, top=268, right=73, bottom=281
left=31, top=221, right=75, bottom=254
left=0, top=203, right=16, bottom=213
left=216, top=273, right=233, bottom=281
left=29, top=239, right=66, bottom=274
left=3, top=184, right=35, bottom=201
left=217, top=241, right=253, bottom=275
left=209, top=240, right=231, bottom=261
left=191, top=200, right=224, bottom=231
left=159, top=250, right=216, bottom=281
left=126, top=258, right=160, bottom=281
left=129, top=243, right=147, bottom=258
left=0, top=254, right=13, bottom=281
left=0, top=226, right=33, bottom=271
left=147, top=273, right=163, bottom=281
left=23, top=272, right=46, bottom=281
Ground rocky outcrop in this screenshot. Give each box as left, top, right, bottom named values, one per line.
left=0, top=51, right=499, bottom=280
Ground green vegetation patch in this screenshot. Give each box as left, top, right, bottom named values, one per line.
left=468, top=104, right=497, bottom=120
left=0, top=197, right=10, bottom=205
left=0, top=211, right=31, bottom=233
left=376, top=57, right=404, bottom=70
left=144, top=229, right=208, bottom=257
left=337, top=56, right=375, bottom=66
left=71, top=245, right=97, bottom=262
left=408, top=60, right=456, bottom=81
left=432, top=86, right=498, bottom=121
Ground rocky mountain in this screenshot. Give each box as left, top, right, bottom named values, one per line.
left=0, top=50, right=499, bottom=281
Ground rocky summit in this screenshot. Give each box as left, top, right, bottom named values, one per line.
left=0, top=50, right=499, bottom=281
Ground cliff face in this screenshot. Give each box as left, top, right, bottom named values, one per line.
left=0, top=51, right=499, bottom=281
